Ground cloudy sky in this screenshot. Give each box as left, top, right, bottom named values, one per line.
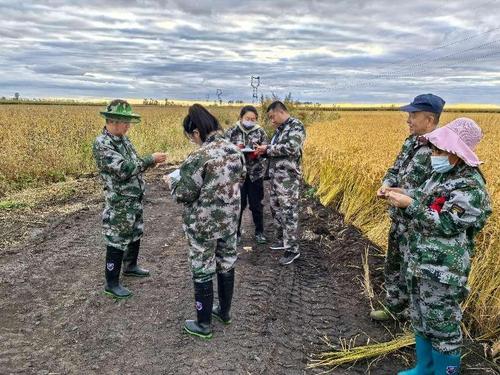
left=1, top=0, right=499, bottom=103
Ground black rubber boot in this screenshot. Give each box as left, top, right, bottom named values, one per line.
left=123, top=240, right=150, bottom=277
left=212, top=269, right=235, bottom=324
left=104, top=246, right=132, bottom=299
left=184, top=280, right=213, bottom=339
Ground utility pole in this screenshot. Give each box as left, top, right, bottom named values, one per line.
left=251, top=76, right=260, bottom=103
left=216, top=89, right=223, bottom=105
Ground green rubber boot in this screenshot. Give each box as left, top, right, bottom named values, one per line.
left=369, top=309, right=392, bottom=321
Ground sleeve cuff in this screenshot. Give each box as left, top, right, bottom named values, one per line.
left=266, top=145, right=273, bottom=156
left=143, top=154, right=155, bottom=167
left=405, top=188, right=414, bottom=198
left=405, top=199, right=419, bottom=217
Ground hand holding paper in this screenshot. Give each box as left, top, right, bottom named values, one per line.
left=164, top=169, right=180, bottom=191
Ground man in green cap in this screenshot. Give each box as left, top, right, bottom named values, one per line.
left=93, top=99, right=167, bottom=299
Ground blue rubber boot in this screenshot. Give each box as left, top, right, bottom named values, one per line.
left=398, top=335, right=434, bottom=375
left=431, top=349, right=460, bottom=375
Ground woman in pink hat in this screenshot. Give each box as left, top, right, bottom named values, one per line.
left=384, top=118, right=492, bottom=374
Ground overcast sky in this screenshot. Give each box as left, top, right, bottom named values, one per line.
left=1, top=0, right=499, bottom=103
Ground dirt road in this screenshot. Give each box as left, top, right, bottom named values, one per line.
left=0, top=170, right=494, bottom=374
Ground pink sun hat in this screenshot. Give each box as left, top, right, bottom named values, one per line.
left=423, top=117, right=483, bottom=167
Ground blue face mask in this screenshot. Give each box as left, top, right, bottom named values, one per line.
left=431, top=155, right=454, bottom=173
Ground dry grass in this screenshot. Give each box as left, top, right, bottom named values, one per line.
left=308, top=332, right=415, bottom=370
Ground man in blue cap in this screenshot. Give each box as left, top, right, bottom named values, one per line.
left=371, top=93, right=445, bottom=321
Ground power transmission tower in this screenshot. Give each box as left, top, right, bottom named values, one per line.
left=216, top=89, right=223, bottom=105
left=251, top=76, right=260, bottom=103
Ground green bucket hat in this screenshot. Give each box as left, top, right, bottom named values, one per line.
left=100, top=99, right=141, bottom=123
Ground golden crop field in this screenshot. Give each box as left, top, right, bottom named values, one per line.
left=0, top=104, right=498, bottom=339
left=0, top=104, right=240, bottom=196
left=303, top=111, right=500, bottom=339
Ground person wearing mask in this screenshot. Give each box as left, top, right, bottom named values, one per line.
left=386, top=118, right=491, bottom=375
left=225, top=105, right=269, bottom=244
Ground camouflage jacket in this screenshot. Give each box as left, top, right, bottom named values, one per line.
left=93, top=128, right=154, bottom=204
left=225, top=122, right=269, bottom=182
left=172, top=133, right=246, bottom=240
left=383, top=134, right=433, bottom=223
left=267, top=117, right=306, bottom=179
left=404, top=163, right=492, bottom=286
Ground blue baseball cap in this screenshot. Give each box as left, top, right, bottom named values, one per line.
left=400, top=93, right=445, bottom=114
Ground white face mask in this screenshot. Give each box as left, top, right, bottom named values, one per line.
left=241, top=120, right=256, bottom=129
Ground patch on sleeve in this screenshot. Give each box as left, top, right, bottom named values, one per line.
left=450, top=204, right=465, bottom=217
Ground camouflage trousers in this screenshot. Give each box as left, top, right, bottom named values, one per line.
left=185, top=231, right=238, bottom=283
left=408, top=276, right=468, bottom=355
left=102, top=197, right=144, bottom=252
left=269, top=175, right=300, bottom=253
left=383, top=221, right=410, bottom=314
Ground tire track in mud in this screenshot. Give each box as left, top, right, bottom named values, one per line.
left=0, top=171, right=411, bottom=375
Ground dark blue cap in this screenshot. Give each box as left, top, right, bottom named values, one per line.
left=400, top=93, right=445, bottom=114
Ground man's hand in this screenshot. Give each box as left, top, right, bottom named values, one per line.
left=376, top=184, right=389, bottom=199
left=385, top=191, right=413, bottom=208
left=255, top=144, right=268, bottom=156
left=152, top=152, right=167, bottom=164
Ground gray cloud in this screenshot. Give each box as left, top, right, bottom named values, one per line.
left=0, top=0, right=499, bottom=103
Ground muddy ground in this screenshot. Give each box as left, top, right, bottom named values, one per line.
left=0, top=168, right=496, bottom=375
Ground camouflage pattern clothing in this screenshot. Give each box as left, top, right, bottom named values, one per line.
left=226, top=122, right=269, bottom=236
left=267, top=117, right=306, bottom=254
left=225, top=121, right=269, bottom=182
left=172, top=133, right=246, bottom=283
left=383, top=135, right=433, bottom=192
left=403, top=163, right=491, bottom=353
left=382, top=134, right=434, bottom=313
left=93, top=128, right=155, bottom=251
left=407, top=276, right=466, bottom=355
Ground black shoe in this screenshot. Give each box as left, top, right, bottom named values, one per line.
left=104, top=246, right=132, bottom=299
left=212, top=269, right=234, bottom=324
left=123, top=240, right=150, bottom=277
left=269, top=240, right=285, bottom=250
left=255, top=233, right=267, bottom=244
left=279, top=251, right=300, bottom=265
left=184, top=280, right=213, bottom=339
